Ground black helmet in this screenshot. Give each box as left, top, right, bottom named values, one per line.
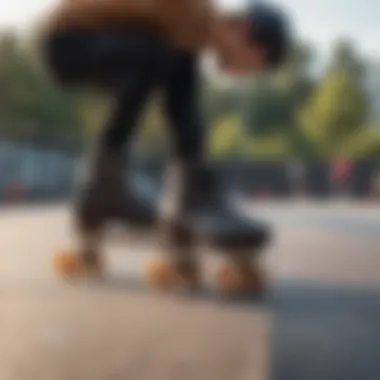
left=246, top=2, right=291, bottom=68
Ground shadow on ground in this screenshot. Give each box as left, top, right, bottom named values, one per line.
left=269, top=281, right=380, bottom=380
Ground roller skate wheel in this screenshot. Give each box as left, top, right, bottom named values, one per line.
left=52, top=250, right=82, bottom=277
left=145, top=259, right=175, bottom=290
left=216, top=264, right=265, bottom=294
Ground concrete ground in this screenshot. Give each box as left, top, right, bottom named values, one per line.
left=0, top=202, right=379, bottom=380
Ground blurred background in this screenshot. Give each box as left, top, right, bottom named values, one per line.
left=0, top=0, right=379, bottom=203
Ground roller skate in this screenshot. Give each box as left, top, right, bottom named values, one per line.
left=52, top=145, right=157, bottom=280
left=147, top=160, right=271, bottom=296
left=202, top=214, right=269, bottom=297
left=188, top=164, right=270, bottom=296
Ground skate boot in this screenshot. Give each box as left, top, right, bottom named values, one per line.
left=53, top=146, right=157, bottom=279
left=193, top=163, right=271, bottom=295
left=75, top=146, right=156, bottom=228
left=150, top=160, right=271, bottom=295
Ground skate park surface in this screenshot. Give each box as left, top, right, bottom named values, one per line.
left=1, top=201, right=380, bottom=380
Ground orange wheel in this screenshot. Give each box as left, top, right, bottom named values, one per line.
left=145, top=258, right=175, bottom=290
left=216, top=263, right=265, bottom=294
left=52, top=250, right=82, bottom=278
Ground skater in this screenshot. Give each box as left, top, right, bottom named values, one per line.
left=43, top=0, right=291, bottom=292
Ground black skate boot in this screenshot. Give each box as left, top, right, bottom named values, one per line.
left=160, top=160, right=271, bottom=250
left=58, top=145, right=157, bottom=278
left=74, top=146, right=156, bottom=231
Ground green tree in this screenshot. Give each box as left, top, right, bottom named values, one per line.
left=339, top=127, right=380, bottom=158
left=243, top=43, right=315, bottom=157
left=208, top=114, right=243, bottom=159
left=299, top=39, right=368, bottom=158
left=328, top=39, right=364, bottom=80
left=202, top=78, right=241, bottom=124
left=245, top=132, right=293, bottom=159
left=0, top=30, right=83, bottom=150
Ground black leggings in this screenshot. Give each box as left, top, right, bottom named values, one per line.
left=43, top=28, right=204, bottom=160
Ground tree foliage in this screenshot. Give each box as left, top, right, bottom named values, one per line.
left=298, top=39, right=368, bottom=158
left=0, top=31, right=83, bottom=150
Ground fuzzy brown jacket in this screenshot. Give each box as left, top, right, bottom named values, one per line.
left=43, top=0, right=214, bottom=51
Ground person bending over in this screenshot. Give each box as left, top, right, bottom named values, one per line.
left=41, top=0, right=290, bottom=275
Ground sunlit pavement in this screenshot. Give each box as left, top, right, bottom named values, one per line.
left=0, top=202, right=379, bottom=380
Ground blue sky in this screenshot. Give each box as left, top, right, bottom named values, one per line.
left=0, top=0, right=379, bottom=62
